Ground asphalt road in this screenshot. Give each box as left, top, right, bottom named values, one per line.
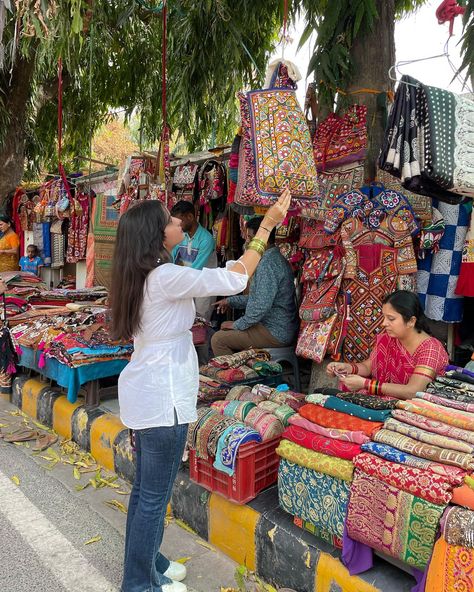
left=0, top=398, right=238, bottom=592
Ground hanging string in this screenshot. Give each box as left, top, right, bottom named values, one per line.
left=87, top=17, right=95, bottom=199
left=155, top=0, right=170, bottom=191
left=281, top=0, right=288, bottom=60
left=57, top=57, right=73, bottom=200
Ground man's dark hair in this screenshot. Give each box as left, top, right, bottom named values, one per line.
left=170, top=200, right=195, bottom=217
left=246, top=216, right=276, bottom=244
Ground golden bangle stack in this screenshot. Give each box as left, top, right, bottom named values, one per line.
left=247, top=238, right=267, bottom=256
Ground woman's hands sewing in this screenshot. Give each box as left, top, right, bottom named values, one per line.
left=339, top=374, right=366, bottom=392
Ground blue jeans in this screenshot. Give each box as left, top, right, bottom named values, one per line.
left=122, top=420, right=188, bottom=592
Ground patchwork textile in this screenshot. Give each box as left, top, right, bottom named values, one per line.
left=236, top=86, right=318, bottom=207
left=443, top=506, right=474, bottom=548
left=384, top=417, right=474, bottom=454
left=313, top=105, right=367, bottom=171
left=288, top=414, right=370, bottom=445
left=346, top=470, right=445, bottom=569
left=361, top=441, right=466, bottom=483
left=276, top=439, right=354, bottom=481
left=296, top=314, right=338, bottom=364
left=425, top=537, right=474, bottom=592
left=375, top=168, right=432, bottom=222
left=282, top=425, right=361, bottom=460
left=417, top=200, right=470, bottom=322
left=278, top=458, right=350, bottom=538
left=397, top=399, right=474, bottom=431
left=373, top=428, right=474, bottom=470
left=299, top=404, right=383, bottom=438
left=353, top=452, right=455, bottom=505
left=85, top=192, right=119, bottom=289
left=299, top=162, right=365, bottom=220
left=298, top=218, right=341, bottom=250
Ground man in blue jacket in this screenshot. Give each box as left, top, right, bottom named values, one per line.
left=211, top=217, right=299, bottom=356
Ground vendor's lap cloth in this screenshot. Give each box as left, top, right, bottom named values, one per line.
left=354, top=452, right=455, bottom=504
left=384, top=417, right=474, bottom=454
left=361, top=441, right=466, bottom=483
left=334, top=392, right=398, bottom=410
left=306, top=393, right=392, bottom=422
left=425, top=537, right=474, bottom=592
left=282, top=425, right=361, bottom=460
left=276, top=439, right=354, bottom=481
left=346, top=469, right=445, bottom=569
left=392, top=408, right=474, bottom=445
left=278, top=458, right=350, bottom=539
left=373, top=428, right=474, bottom=470
left=397, top=399, right=474, bottom=431
left=299, top=403, right=383, bottom=437
left=416, top=391, right=474, bottom=413
left=288, top=413, right=370, bottom=445
left=442, top=506, right=474, bottom=548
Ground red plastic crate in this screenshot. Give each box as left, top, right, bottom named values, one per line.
left=189, top=436, right=281, bottom=504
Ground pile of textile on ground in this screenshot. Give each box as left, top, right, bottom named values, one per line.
left=199, top=349, right=282, bottom=385
left=11, top=307, right=132, bottom=367
left=0, top=271, right=45, bottom=298
left=188, top=383, right=305, bottom=477
left=27, top=286, right=108, bottom=306
left=277, top=390, right=394, bottom=548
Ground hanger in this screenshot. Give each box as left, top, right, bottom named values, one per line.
left=388, top=38, right=472, bottom=92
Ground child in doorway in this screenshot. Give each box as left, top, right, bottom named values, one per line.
left=19, top=244, right=44, bottom=276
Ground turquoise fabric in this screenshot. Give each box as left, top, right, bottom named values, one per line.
left=213, top=424, right=261, bottom=476
left=278, top=458, right=350, bottom=538
left=323, top=395, right=392, bottom=422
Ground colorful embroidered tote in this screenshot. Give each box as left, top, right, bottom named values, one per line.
left=313, top=105, right=367, bottom=171
left=235, top=63, right=318, bottom=208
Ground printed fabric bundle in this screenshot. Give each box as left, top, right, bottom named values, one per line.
left=379, top=75, right=474, bottom=203
left=282, top=425, right=361, bottom=460
left=312, top=105, right=368, bottom=171
left=299, top=404, right=383, bottom=438
left=346, top=469, right=445, bottom=569
left=235, top=62, right=318, bottom=208
left=425, top=535, right=474, bottom=592
left=213, top=424, right=261, bottom=476
left=278, top=458, right=351, bottom=539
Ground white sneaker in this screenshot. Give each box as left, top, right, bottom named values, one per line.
left=163, top=560, right=187, bottom=582
left=162, top=581, right=187, bottom=592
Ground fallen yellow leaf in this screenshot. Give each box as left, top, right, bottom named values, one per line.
left=11, top=475, right=20, bottom=486
left=84, top=535, right=102, bottom=545
left=104, top=499, right=127, bottom=514
left=73, top=467, right=81, bottom=480
left=174, top=518, right=197, bottom=535
left=196, top=540, right=215, bottom=551
left=176, top=557, right=191, bottom=564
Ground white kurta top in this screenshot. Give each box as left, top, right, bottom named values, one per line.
left=118, top=262, right=248, bottom=429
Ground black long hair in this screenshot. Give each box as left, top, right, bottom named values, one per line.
left=382, top=290, right=431, bottom=334
left=110, top=201, right=171, bottom=340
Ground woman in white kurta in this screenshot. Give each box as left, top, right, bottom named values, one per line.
left=110, top=191, right=291, bottom=592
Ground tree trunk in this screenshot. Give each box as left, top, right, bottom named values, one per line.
left=0, top=55, right=37, bottom=204
left=347, top=0, right=396, bottom=181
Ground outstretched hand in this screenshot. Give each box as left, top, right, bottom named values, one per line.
left=264, top=188, right=292, bottom=228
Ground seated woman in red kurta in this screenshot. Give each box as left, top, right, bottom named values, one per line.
left=327, top=290, right=449, bottom=400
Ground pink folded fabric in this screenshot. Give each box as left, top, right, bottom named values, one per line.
left=417, top=391, right=474, bottom=413
left=288, top=414, right=370, bottom=445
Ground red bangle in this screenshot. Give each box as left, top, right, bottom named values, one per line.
left=364, top=378, right=370, bottom=390
left=350, top=362, right=358, bottom=374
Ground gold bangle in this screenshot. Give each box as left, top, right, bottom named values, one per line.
left=247, top=239, right=265, bottom=256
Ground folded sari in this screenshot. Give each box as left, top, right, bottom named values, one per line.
left=199, top=364, right=223, bottom=379
left=225, top=401, right=256, bottom=421
left=353, top=452, right=454, bottom=504
left=427, top=384, right=474, bottom=404
left=321, top=395, right=392, bottom=422
left=436, top=375, right=474, bottom=393
left=397, top=399, right=474, bottom=431
left=361, top=441, right=465, bottom=483
left=442, top=506, right=474, bottom=548
left=244, top=407, right=284, bottom=441
left=288, top=414, right=370, bottom=444
left=278, top=458, right=350, bottom=539
left=294, top=515, right=342, bottom=549
left=334, top=392, right=398, bottom=410
left=211, top=400, right=231, bottom=414
left=249, top=360, right=283, bottom=375
left=384, top=417, right=474, bottom=454
left=251, top=383, right=274, bottom=397
left=346, top=470, right=445, bottom=569
left=277, top=439, right=354, bottom=481
left=257, top=401, right=280, bottom=414
left=282, top=425, right=361, bottom=460
left=225, top=385, right=251, bottom=400
left=373, top=428, right=474, bottom=470
left=299, top=404, right=383, bottom=437
left=213, top=424, right=261, bottom=476
left=209, top=348, right=269, bottom=369
left=417, top=391, right=474, bottom=413
left=425, top=537, right=474, bottom=592
left=273, top=404, right=295, bottom=427
left=392, top=408, right=474, bottom=445
left=409, top=397, right=474, bottom=420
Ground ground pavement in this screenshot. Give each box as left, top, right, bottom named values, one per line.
left=0, top=396, right=239, bottom=592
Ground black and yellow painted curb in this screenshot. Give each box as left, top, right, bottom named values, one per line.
left=10, top=376, right=413, bottom=592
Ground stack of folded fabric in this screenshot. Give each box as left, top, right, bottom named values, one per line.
left=197, top=376, right=231, bottom=405
left=424, top=506, right=474, bottom=591
left=345, top=374, right=474, bottom=575
left=199, top=349, right=282, bottom=384
left=187, top=407, right=262, bottom=476
left=277, top=391, right=391, bottom=548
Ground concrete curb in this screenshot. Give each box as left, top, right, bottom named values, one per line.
left=10, top=376, right=415, bottom=592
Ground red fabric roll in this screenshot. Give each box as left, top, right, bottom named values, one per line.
left=282, top=424, right=361, bottom=460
